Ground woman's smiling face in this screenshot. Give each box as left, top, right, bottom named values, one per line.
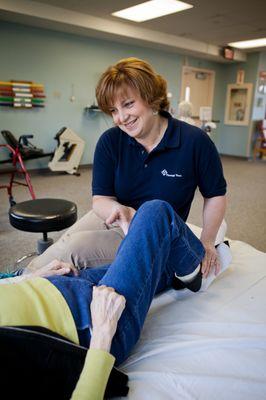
left=110, top=86, right=156, bottom=141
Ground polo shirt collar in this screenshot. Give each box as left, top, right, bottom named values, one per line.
left=158, top=111, right=180, bottom=149
left=125, top=110, right=181, bottom=149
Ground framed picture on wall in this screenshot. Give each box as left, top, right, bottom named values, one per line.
left=224, top=83, right=253, bottom=126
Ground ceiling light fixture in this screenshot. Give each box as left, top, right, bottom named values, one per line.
left=112, top=0, right=193, bottom=23
left=228, top=38, right=266, bottom=49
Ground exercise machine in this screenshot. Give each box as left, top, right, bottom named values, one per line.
left=48, top=127, right=85, bottom=176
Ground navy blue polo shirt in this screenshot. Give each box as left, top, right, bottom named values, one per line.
left=92, top=111, right=226, bottom=221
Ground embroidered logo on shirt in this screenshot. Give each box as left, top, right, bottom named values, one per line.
left=161, top=169, right=182, bottom=178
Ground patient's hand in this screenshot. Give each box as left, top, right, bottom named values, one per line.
left=29, top=259, right=78, bottom=278
left=90, top=285, right=126, bottom=352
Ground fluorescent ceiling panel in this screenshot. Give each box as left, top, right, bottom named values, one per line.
left=112, top=0, right=193, bottom=22
left=228, top=38, right=266, bottom=49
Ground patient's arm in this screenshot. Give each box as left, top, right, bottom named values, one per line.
left=0, top=259, right=78, bottom=285
left=71, top=286, right=126, bottom=400
left=90, top=285, right=126, bottom=351
left=28, top=259, right=78, bottom=277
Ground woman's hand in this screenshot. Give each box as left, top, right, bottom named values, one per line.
left=90, top=286, right=126, bottom=352
left=29, top=259, right=78, bottom=278
left=200, top=196, right=226, bottom=278
left=201, top=241, right=221, bottom=278
left=106, top=205, right=136, bottom=235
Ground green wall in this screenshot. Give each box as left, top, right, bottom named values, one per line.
left=0, top=21, right=263, bottom=167
left=0, top=22, right=182, bottom=168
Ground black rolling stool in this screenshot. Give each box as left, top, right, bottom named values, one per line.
left=9, top=198, right=77, bottom=260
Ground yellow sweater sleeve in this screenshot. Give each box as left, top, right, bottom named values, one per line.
left=71, top=348, right=115, bottom=400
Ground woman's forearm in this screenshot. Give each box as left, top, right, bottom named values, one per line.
left=93, top=196, right=135, bottom=234
left=92, top=195, right=122, bottom=221
left=200, top=196, right=226, bottom=244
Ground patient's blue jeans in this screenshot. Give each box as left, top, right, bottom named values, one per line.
left=48, top=200, right=205, bottom=365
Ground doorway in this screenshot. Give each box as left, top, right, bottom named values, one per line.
left=180, top=66, right=215, bottom=118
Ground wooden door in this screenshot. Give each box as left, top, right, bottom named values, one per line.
left=180, top=66, right=215, bottom=118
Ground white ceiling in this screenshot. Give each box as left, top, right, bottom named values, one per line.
left=1, top=0, right=266, bottom=62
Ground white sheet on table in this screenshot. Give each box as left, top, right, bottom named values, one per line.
left=115, top=235, right=266, bottom=400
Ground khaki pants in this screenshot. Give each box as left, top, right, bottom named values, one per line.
left=26, top=210, right=125, bottom=271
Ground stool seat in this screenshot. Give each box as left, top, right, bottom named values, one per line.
left=9, top=198, right=77, bottom=233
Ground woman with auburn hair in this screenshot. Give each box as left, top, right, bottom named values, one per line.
left=24, top=57, right=227, bottom=282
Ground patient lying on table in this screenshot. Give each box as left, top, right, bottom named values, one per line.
left=0, top=200, right=232, bottom=399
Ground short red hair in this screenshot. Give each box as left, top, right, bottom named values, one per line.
left=96, top=57, right=169, bottom=115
